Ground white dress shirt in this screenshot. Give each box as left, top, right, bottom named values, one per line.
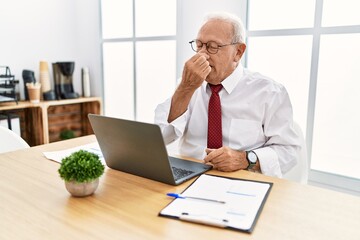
left=155, top=64, right=301, bottom=177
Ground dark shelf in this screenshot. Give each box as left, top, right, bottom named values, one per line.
left=0, top=66, right=18, bottom=104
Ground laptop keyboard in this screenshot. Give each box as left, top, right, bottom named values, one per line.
left=172, top=166, right=194, bottom=180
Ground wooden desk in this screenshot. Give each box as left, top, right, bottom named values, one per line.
left=1, top=135, right=359, bottom=240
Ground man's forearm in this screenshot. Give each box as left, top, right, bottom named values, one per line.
left=167, top=87, right=195, bottom=123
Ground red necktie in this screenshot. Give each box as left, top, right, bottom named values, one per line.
left=207, top=84, right=223, bottom=149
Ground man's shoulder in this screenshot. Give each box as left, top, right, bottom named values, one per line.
left=243, top=69, right=285, bottom=92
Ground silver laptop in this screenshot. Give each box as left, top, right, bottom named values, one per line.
left=88, top=114, right=212, bottom=185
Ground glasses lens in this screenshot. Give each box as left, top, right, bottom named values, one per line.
left=189, top=40, right=220, bottom=54
left=195, top=40, right=204, bottom=52
left=207, top=41, right=219, bottom=54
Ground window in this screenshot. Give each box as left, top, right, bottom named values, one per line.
left=102, top=42, right=134, bottom=120
left=247, top=0, right=360, bottom=193
left=101, top=0, right=177, bottom=123
left=322, top=0, right=360, bottom=27
left=135, top=40, right=176, bottom=121
left=248, top=0, right=315, bottom=30
left=312, top=33, right=360, bottom=179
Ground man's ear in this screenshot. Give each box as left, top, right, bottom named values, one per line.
left=234, top=43, right=246, bottom=62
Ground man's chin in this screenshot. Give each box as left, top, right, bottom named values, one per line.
left=205, top=76, right=222, bottom=85
left=205, top=72, right=216, bottom=84
left=205, top=80, right=221, bottom=85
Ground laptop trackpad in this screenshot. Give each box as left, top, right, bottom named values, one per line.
left=169, top=156, right=212, bottom=182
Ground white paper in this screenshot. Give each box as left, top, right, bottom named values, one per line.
left=43, top=142, right=105, bottom=165
left=160, top=174, right=271, bottom=231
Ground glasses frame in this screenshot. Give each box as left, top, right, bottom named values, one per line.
left=189, top=39, right=238, bottom=54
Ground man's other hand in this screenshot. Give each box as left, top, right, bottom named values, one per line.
left=204, top=146, right=248, bottom=172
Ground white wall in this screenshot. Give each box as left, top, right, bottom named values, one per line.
left=0, top=0, right=102, bottom=99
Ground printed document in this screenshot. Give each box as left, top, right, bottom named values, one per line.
left=43, top=142, right=105, bottom=164
left=160, top=174, right=272, bottom=232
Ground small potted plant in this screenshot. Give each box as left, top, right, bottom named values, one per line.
left=59, top=129, right=75, bottom=140
left=58, top=150, right=105, bottom=197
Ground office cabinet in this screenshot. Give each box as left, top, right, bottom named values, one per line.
left=0, top=97, right=102, bottom=146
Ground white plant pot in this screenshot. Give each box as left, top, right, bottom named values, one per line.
left=65, top=178, right=99, bottom=197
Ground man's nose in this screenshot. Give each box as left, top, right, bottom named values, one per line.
left=198, top=44, right=207, bottom=53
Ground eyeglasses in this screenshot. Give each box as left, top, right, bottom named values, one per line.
left=189, top=39, right=238, bottom=54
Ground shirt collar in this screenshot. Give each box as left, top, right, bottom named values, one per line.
left=221, top=64, right=244, bottom=94
left=203, top=64, right=244, bottom=94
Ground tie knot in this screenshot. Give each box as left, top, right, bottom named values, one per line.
left=209, top=84, right=223, bottom=94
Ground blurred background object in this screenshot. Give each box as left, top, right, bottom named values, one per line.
left=0, top=66, right=19, bottom=104
left=22, top=70, right=36, bottom=101
left=52, top=62, right=79, bottom=99
left=82, top=67, right=91, bottom=97
left=39, top=61, right=56, bottom=100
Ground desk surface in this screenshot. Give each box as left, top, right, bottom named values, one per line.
left=1, top=135, right=359, bottom=240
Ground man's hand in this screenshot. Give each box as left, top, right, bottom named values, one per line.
left=167, top=53, right=211, bottom=123
left=179, top=53, right=211, bottom=92
left=204, top=147, right=248, bottom=172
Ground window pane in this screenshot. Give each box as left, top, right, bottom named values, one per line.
left=103, top=42, right=134, bottom=120
left=135, top=0, right=176, bottom=37
left=322, top=0, right=360, bottom=27
left=248, top=0, right=315, bottom=30
left=136, top=40, right=176, bottom=123
left=311, top=33, right=360, bottom=179
left=101, top=0, right=133, bottom=38
left=247, top=35, right=313, bottom=133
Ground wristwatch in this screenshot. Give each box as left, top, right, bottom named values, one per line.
left=246, top=151, right=258, bottom=170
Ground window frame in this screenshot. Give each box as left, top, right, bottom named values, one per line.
left=99, top=0, right=177, bottom=120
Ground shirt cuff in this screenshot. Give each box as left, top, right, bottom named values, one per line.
left=158, top=111, right=187, bottom=145
left=169, top=110, right=188, bottom=137
left=253, top=147, right=282, bottom=178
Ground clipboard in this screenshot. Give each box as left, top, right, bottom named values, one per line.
left=159, top=174, right=273, bottom=233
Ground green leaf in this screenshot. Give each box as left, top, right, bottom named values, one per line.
left=58, top=150, right=105, bottom=183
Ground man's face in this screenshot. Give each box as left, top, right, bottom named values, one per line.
left=197, top=20, right=243, bottom=85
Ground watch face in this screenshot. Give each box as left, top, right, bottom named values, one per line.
left=248, top=151, right=257, bottom=163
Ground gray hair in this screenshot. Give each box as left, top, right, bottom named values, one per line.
left=203, top=12, right=246, bottom=44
